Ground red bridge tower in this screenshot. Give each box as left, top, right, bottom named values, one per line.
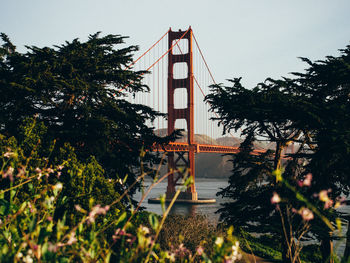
left=166, top=27, right=197, bottom=200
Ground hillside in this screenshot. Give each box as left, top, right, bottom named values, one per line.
left=154, top=129, right=297, bottom=178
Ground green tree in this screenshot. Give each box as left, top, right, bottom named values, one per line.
left=206, top=77, right=311, bottom=261
left=0, top=33, right=175, bottom=201
left=216, top=133, right=277, bottom=232
left=206, top=44, right=350, bottom=262
left=291, top=48, right=350, bottom=262
left=205, top=77, right=306, bottom=171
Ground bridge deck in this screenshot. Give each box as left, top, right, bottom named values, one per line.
left=153, top=142, right=266, bottom=154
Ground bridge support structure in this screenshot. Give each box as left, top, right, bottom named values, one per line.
left=148, top=27, right=265, bottom=204
left=166, top=27, right=198, bottom=201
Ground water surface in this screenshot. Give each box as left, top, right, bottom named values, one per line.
left=135, top=177, right=229, bottom=222
left=135, top=177, right=349, bottom=257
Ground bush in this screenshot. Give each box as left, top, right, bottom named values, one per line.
left=159, top=214, right=224, bottom=255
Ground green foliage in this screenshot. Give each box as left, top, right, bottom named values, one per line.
left=1, top=118, right=125, bottom=225
left=238, top=232, right=282, bottom=261
left=216, top=134, right=279, bottom=234
left=295, top=50, right=350, bottom=197
left=208, top=43, right=350, bottom=261
left=0, top=125, right=245, bottom=262
left=56, top=152, right=124, bottom=226
left=0, top=32, right=177, bottom=204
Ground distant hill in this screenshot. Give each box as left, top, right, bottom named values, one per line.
left=154, top=129, right=296, bottom=178
left=154, top=129, right=238, bottom=178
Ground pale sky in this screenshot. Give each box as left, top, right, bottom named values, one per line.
left=2, top=0, right=350, bottom=89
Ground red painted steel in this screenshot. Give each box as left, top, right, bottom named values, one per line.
left=152, top=142, right=266, bottom=154
left=149, top=27, right=279, bottom=201
left=144, top=28, right=287, bottom=201
left=167, top=27, right=197, bottom=200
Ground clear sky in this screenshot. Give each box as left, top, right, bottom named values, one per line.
left=1, top=0, right=350, bottom=88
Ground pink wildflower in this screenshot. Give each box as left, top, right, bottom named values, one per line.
left=3, top=151, right=14, bottom=158
left=75, top=205, right=83, bottom=212
left=319, top=189, right=334, bottom=209
left=112, top=228, right=135, bottom=243
left=298, top=173, right=312, bottom=187
left=17, top=166, right=26, bottom=178
left=324, top=199, right=334, bottom=209
left=168, top=252, right=176, bottom=262
left=115, top=228, right=124, bottom=235
left=319, top=190, right=329, bottom=202
left=28, top=202, right=35, bottom=213
left=175, top=243, right=191, bottom=258
left=112, top=228, right=126, bottom=241
left=35, top=167, right=42, bottom=179
left=271, top=192, right=281, bottom=204
left=299, top=207, right=314, bottom=221
left=87, top=204, right=110, bottom=224
left=3, top=167, right=14, bottom=182
left=47, top=242, right=58, bottom=253
left=303, top=173, right=312, bottom=186
left=196, top=246, right=204, bottom=256
left=67, top=232, right=77, bottom=245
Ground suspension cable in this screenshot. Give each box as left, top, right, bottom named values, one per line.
left=192, top=33, right=239, bottom=139
left=192, top=32, right=217, bottom=85
left=124, top=28, right=171, bottom=71
left=118, top=28, right=191, bottom=93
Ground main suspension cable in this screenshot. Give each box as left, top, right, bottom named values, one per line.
left=192, top=32, right=217, bottom=85
left=125, top=28, right=170, bottom=71
left=118, top=28, right=191, bottom=93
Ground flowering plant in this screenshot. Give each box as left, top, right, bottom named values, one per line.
left=0, top=127, right=245, bottom=262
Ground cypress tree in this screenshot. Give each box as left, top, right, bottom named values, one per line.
left=0, top=32, right=175, bottom=202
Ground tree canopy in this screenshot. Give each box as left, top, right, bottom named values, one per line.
left=0, top=32, right=173, bottom=199
left=208, top=44, right=350, bottom=262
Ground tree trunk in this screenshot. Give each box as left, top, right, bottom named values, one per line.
left=274, top=142, right=283, bottom=172
left=281, top=209, right=291, bottom=263
left=275, top=142, right=292, bottom=263
left=320, top=232, right=334, bottom=263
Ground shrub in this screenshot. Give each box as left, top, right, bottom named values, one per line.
left=0, top=120, right=245, bottom=262
left=159, top=214, right=225, bottom=255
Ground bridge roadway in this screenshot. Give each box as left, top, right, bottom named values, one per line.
left=153, top=142, right=266, bottom=155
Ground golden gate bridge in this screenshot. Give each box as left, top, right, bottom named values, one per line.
left=124, top=27, right=263, bottom=203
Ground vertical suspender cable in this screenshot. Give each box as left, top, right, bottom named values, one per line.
left=152, top=44, right=155, bottom=131
left=162, top=35, right=165, bottom=134
left=157, top=40, right=160, bottom=136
